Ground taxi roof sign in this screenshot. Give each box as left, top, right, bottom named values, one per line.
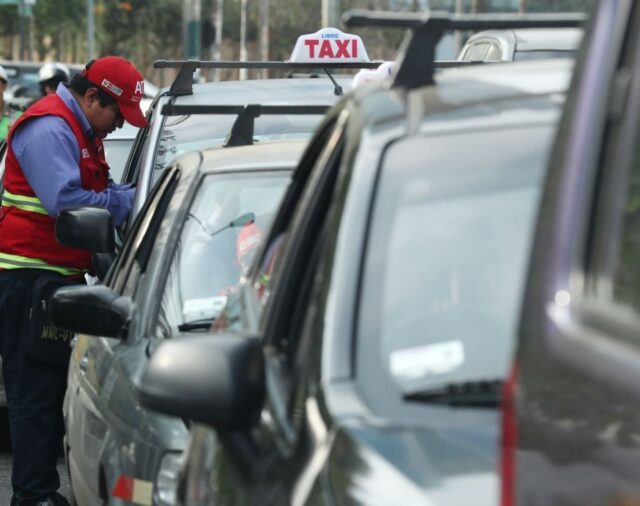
left=289, top=28, right=370, bottom=64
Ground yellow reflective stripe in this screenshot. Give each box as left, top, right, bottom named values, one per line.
left=0, top=252, right=86, bottom=276
left=1, top=190, right=48, bottom=215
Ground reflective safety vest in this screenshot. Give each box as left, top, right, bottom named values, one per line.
left=0, top=94, right=110, bottom=276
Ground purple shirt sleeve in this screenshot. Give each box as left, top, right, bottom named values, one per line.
left=11, top=116, right=135, bottom=226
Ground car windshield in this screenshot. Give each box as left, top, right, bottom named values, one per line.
left=358, top=125, right=554, bottom=395
left=155, top=170, right=291, bottom=337
left=151, top=113, right=321, bottom=186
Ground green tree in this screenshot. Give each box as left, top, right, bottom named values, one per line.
left=97, top=0, right=182, bottom=75
left=33, top=0, right=85, bottom=61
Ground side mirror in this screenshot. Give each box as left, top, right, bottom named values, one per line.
left=56, top=207, right=115, bottom=280
left=139, top=333, right=264, bottom=431
left=56, top=206, right=115, bottom=254
left=50, top=284, right=132, bottom=339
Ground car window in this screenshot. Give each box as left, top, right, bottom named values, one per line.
left=212, top=112, right=346, bottom=338
left=251, top=115, right=346, bottom=319
left=155, top=171, right=290, bottom=338
left=593, top=35, right=640, bottom=316
left=358, top=125, right=553, bottom=397
left=150, top=113, right=323, bottom=189
left=108, top=167, right=180, bottom=295
left=610, top=147, right=640, bottom=310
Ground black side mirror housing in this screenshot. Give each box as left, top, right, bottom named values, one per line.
left=56, top=206, right=115, bottom=254
left=139, top=333, right=265, bottom=431
left=56, top=206, right=116, bottom=280
left=50, top=284, right=132, bottom=339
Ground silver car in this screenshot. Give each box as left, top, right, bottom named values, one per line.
left=124, top=74, right=358, bottom=223
left=54, top=139, right=307, bottom=506
left=458, top=27, right=583, bottom=62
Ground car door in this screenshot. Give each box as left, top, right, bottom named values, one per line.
left=513, top=1, right=640, bottom=505
left=203, top=112, right=348, bottom=505
left=66, top=167, right=180, bottom=502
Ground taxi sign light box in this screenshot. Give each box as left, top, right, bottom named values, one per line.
left=289, top=28, right=370, bottom=63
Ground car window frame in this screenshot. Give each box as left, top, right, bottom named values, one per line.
left=108, top=165, right=180, bottom=296
left=258, top=111, right=348, bottom=348
left=523, top=0, right=640, bottom=396
left=243, top=108, right=347, bottom=309
left=573, top=4, right=640, bottom=349
left=151, top=168, right=292, bottom=339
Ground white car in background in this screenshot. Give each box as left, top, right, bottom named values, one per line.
left=458, top=27, right=583, bottom=62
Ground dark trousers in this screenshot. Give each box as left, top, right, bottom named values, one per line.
left=0, top=269, right=68, bottom=505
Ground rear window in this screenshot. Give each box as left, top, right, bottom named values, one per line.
left=357, top=125, right=554, bottom=396
left=152, top=113, right=321, bottom=180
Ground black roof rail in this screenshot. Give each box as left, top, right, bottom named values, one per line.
left=160, top=103, right=329, bottom=147
left=154, top=59, right=383, bottom=96
left=343, top=9, right=587, bottom=88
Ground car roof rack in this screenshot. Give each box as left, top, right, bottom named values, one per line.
left=343, top=9, right=587, bottom=88
left=154, top=60, right=383, bottom=97
left=160, top=103, right=329, bottom=147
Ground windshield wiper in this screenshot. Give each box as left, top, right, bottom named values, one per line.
left=403, top=379, right=503, bottom=408
left=177, top=318, right=215, bottom=332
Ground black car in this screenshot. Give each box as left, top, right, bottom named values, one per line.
left=139, top=11, right=582, bottom=506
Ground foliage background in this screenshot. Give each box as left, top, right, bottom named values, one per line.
left=0, top=0, right=593, bottom=84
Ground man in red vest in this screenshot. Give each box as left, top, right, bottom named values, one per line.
left=0, top=56, right=148, bottom=506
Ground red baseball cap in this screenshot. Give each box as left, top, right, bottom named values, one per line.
left=83, top=56, right=149, bottom=128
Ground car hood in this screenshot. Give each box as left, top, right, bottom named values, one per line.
left=328, top=414, right=499, bottom=506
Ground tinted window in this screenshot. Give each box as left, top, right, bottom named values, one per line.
left=155, top=171, right=290, bottom=337
left=358, top=126, right=553, bottom=394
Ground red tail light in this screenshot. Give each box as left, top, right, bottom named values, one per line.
left=112, top=474, right=154, bottom=505
left=112, top=475, right=134, bottom=502
left=500, top=362, right=518, bottom=506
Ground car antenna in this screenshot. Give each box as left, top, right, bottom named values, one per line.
left=322, top=68, right=343, bottom=96
left=343, top=9, right=587, bottom=88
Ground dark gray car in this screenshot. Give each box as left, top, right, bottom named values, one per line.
left=139, top=25, right=575, bottom=506
left=503, top=0, right=640, bottom=505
